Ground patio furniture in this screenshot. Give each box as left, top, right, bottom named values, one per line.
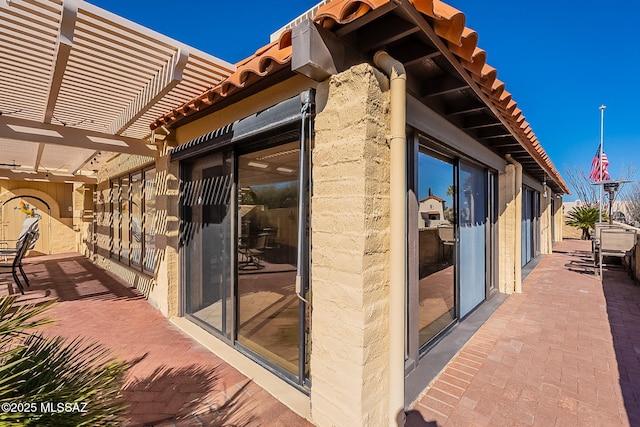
left=437, top=224, right=455, bottom=262
left=598, top=228, right=637, bottom=279
left=591, top=222, right=624, bottom=267
left=239, top=233, right=268, bottom=270
left=0, top=217, right=40, bottom=259
left=0, top=230, right=37, bottom=294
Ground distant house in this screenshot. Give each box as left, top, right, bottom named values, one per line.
left=418, top=195, right=448, bottom=228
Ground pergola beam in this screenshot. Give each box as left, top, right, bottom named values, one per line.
left=43, top=0, right=79, bottom=124
left=0, top=169, right=97, bottom=184
left=0, top=115, right=156, bottom=157
left=107, top=48, right=189, bottom=135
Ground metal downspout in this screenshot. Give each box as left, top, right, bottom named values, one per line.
left=506, top=154, right=522, bottom=293
left=374, top=50, right=406, bottom=427
left=296, top=89, right=314, bottom=384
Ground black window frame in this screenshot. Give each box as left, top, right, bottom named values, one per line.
left=109, top=164, right=157, bottom=274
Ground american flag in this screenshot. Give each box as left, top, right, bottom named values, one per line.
left=589, top=144, right=610, bottom=182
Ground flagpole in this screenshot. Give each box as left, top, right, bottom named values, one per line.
left=599, top=105, right=606, bottom=223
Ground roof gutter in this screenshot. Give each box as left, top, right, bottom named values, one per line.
left=374, top=50, right=406, bottom=427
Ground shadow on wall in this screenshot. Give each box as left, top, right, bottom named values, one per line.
left=122, top=363, right=255, bottom=427
left=90, top=167, right=178, bottom=298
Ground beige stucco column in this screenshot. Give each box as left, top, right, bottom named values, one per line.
left=310, top=63, right=391, bottom=426
left=539, top=187, right=553, bottom=255
left=155, top=141, right=180, bottom=317
left=553, top=194, right=564, bottom=242
left=498, top=163, right=517, bottom=293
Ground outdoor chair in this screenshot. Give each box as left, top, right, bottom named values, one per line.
left=0, top=230, right=37, bottom=294
left=0, top=217, right=40, bottom=260
left=591, top=222, right=624, bottom=267
left=437, top=224, right=455, bottom=262
left=597, top=228, right=637, bottom=279
left=239, top=233, right=268, bottom=270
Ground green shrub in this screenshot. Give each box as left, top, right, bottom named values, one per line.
left=0, top=296, right=129, bottom=426
left=565, top=205, right=607, bottom=239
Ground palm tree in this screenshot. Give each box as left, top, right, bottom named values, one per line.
left=0, top=296, right=129, bottom=426
left=565, top=205, right=606, bottom=240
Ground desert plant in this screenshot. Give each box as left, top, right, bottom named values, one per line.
left=565, top=205, right=607, bottom=239
left=0, top=296, right=129, bottom=426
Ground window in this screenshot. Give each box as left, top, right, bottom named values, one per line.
left=109, top=166, right=156, bottom=273
left=144, top=168, right=157, bottom=273
left=407, top=134, right=497, bottom=365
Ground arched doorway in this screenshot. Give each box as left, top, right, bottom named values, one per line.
left=1, top=196, right=52, bottom=255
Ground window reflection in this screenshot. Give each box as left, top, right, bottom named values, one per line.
left=120, top=176, right=130, bottom=261
left=111, top=180, right=120, bottom=258
left=144, top=168, right=156, bottom=273
left=237, top=141, right=301, bottom=375
left=130, top=172, right=142, bottom=266
left=417, top=151, right=456, bottom=347
left=107, top=167, right=158, bottom=273
left=183, top=152, right=233, bottom=336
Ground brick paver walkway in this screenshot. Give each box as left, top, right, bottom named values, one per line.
left=1, top=253, right=310, bottom=427
left=408, top=239, right=640, bottom=426
left=4, top=239, right=640, bottom=426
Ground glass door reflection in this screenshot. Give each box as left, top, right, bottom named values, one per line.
left=183, top=152, right=233, bottom=337
left=237, top=141, right=301, bottom=375
left=417, top=150, right=456, bottom=347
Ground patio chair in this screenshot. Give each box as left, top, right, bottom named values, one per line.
left=437, top=224, right=455, bottom=262
left=239, top=233, right=268, bottom=269
left=0, top=217, right=40, bottom=258
left=598, top=228, right=637, bottom=279
left=591, top=222, right=624, bottom=267
left=0, top=230, right=37, bottom=294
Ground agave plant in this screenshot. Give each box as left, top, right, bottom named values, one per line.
left=0, top=296, right=129, bottom=426
left=565, top=205, right=607, bottom=240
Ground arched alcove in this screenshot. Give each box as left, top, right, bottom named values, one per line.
left=0, top=188, right=72, bottom=255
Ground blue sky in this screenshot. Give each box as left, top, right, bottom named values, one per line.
left=91, top=1, right=639, bottom=200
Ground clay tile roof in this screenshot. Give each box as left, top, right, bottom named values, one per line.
left=151, top=29, right=293, bottom=129
left=420, top=195, right=446, bottom=203
left=150, top=0, right=568, bottom=193
left=315, top=0, right=389, bottom=28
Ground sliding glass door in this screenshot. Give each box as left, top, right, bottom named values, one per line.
left=416, top=149, right=456, bottom=347
left=180, top=139, right=310, bottom=384
left=237, top=141, right=302, bottom=376
left=521, top=187, right=539, bottom=267
left=412, top=138, right=493, bottom=354
left=458, top=162, right=487, bottom=317
left=182, top=152, right=234, bottom=337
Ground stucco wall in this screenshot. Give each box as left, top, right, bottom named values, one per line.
left=310, top=63, right=391, bottom=427
left=0, top=182, right=77, bottom=255
left=498, top=164, right=517, bottom=293
left=540, top=189, right=552, bottom=255
left=553, top=195, right=564, bottom=242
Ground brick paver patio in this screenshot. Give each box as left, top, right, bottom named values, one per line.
left=2, top=238, right=639, bottom=426
left=1, top=253, right=310, bottom=427
left=408, top=238, right=640, bottom=426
